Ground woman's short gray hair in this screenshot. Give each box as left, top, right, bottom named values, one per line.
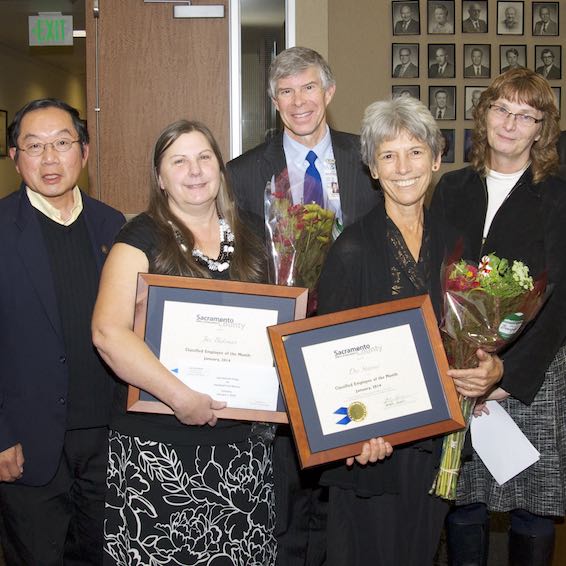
left=268, top=47, right=335, bottom=99
left=360, top=97, right=442, bottom=171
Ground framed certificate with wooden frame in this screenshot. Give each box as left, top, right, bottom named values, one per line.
left=267, top=295, right=464, bottom=468
left=128, top=273, right=308, bottom=423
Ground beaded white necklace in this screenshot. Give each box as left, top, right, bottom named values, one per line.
left=168, top=218, right=234, bottom=272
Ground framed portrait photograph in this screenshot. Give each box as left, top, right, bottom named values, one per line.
left=440, top=129, right=455, bottom=163
left=0, top=110, right=6, bottom=158
left=532, top=2, right=559, bottom=36
left=392, top=85, right=421, bottom=99
left=464, top=128, right=474, bottom=162
left=535, top=45, right=562, bottom=80
left=427, top=0, right=455, bottom=34
left=429, top=85, right=456, bottom=120
left=463, top=44, right=491, bottom=78
left=127, top=273, right=308, bottom=423
left=428, top=43, right=456, bottom=78
left=267, top=295, right=464, bottom=468
left=464, top=86, right=487, bottom=120
left=392, top=1, right=421, bottom=35
left=462, top=1, right=488, bottom=33
left=499, top=45, right=527, bottom=73
left=392, top=43, right=419, bottom=78
left=552, top=86, right=561, bottom=116
left=497, top=1, right=524, bottom=35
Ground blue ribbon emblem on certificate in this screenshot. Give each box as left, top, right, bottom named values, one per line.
left=334, top=402, right=368, bottom=425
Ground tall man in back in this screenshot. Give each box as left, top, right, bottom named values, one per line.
left=227, top=47, right=380, bottom=565
left=0, top=98, right=124, bottom=565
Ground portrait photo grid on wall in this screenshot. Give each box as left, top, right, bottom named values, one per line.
left=464, top=86, right=487, bottom=120
left=535, top=44, right=562, bottom=80
left=392, top=43, right=420, bottom=78
left=392, top=1, right=421, bottom=35
left=464, top=44, right=491, bottom=78
left=497, top=1, right=524, bottom=35
left=462, top=1, right=488, bottom=33
left=389, top=1, right=562, bottom=161
left=499, top=44, right=527, bottom=72
left=532, top=2, right=559, bottom=36
left=440, top=129, right=455, bottom=163
left=429, top=85, right=456, bottom=120
left=392, top=85, right=421, bottom=100
left=428, top=0, right=455, bottom=34
left=428, top=43, right=456, bottom=78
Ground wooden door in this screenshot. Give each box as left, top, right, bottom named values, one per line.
left=85, top=0, right=229, bottom=213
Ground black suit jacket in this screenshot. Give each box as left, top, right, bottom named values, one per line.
left=464, top=64, right=490, bottom=78
left=394, top=19, right=419, bottom=34
left=462, top=17, right=488, bottom=32
left=431, top=167, right=566, bottom=404
left=226, top=129, right=380, bottom=228
left=393, top=62, right=418, bottom=78
left=429, top=62, right=455, bottom=78
left=0, top=186, right=124, bottom=485
left=536, top=65, right=561, bottom=79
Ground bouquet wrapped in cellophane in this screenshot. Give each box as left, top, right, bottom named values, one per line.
left=430, top=252, right=548, bottom=500
left=264, top=170, right=335, bottom=310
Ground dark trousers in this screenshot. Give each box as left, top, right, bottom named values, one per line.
left=0, top=427, right=108, bottom=566
left=273, top=431, right=328, bottom=566
left=449, top=503, right=555, bottom=536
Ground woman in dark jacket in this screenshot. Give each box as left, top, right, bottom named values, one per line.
left=432, top=68, right=566, bottom=566
left=317, top=96, right=502, bottom=566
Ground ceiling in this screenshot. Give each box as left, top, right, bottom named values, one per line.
left=0, top=0, right=85, bottom=76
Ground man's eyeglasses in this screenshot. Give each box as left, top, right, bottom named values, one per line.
left=17, top=139, right=80, bottom=157
left=489, top=104, right=543, bottom=127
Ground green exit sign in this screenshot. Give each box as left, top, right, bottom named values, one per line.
left=29, top=14, right=73, bottom=46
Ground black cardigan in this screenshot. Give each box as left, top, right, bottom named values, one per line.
left=316, top=201, right=455, bottom=494
left=431, top=166, right=566, bottom=404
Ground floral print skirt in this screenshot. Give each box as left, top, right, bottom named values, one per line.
left=104, top=430, right=276, bottom=566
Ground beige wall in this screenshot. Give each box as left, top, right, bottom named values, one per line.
left=326, top=0, right=565, bottom=178
left=296, top=0, right=329, bottom=60
left=0, top=44, right=87, bottom=198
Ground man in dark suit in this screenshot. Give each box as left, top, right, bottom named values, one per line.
left=536, top=49, right=561, bottom=79
left=534, top=5, right=558, bottom=35
left=0, top=98, right=124, bottom=564
left=462, top=2, right=488, bottom=32
left=464, top=47, right=490, bottom=78
left=394, top=3, right=419, bottom=34
left=429, top=46, right=455, bottom=78
left=393, top=47, right=419, bottom=78
left=227, top=47, right=379, bottom=566
left=501, top=47, right=523, bottom=72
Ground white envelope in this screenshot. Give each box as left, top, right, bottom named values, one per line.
left=471, top=400, right=540, bottom=485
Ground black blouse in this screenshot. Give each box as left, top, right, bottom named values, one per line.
left=316, top=202, right=453, bottom=495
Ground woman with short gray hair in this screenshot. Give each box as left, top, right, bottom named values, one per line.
left=317, top=96, right=502, bottom=565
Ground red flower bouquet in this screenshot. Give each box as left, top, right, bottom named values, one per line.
left=265, top=171, right=335, bottom=304
left=430, top=252, right=547, bottom=500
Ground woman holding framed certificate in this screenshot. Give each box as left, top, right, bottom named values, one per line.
left=432, top=68, right=566, bottom=566
left=92, top=120, right=276, bottom=564
left=316, top=97, right=503, bottom=565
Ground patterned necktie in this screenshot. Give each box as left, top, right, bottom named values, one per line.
left=437, top=109, right=442, bottom=119
left=304, top=151, right=324, bottom=206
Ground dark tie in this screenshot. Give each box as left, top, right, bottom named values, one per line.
left=437, top=109, right=442, bottom=119
left=304, top=151, right=324, bottom=206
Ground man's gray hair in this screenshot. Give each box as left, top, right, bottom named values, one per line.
left=268, top=46, right=335, bottom=99
left=360, top=97, right=442, bottom=171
